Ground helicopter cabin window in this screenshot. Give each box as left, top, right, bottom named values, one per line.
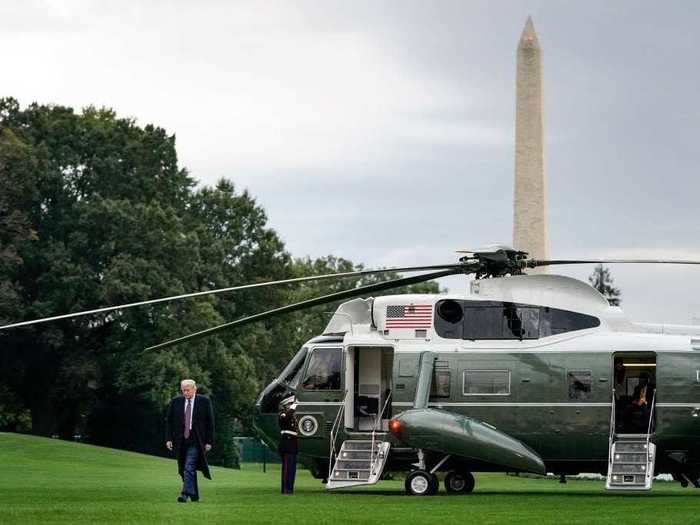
left=568, top=370, right=592, bottom=400
left=463, top=370, right=510, bottom=396
left=434, top=300, right=464, bottom=338
left=540, top=308, right=600, bottom=336
left=430, top=369, right=451, bottom=398
left=462, top=305, right=540, bottom=340
left=302, top=347, right=342, bottom=390
left=434, top=299, right=601, bottom=340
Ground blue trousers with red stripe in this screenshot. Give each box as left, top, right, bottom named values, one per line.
left=280, top=452, right=297, bottom=494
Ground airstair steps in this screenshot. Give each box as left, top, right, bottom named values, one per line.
left=327, top=440, right=391, bottom=489
left=606, top=435, right=656, bottom=491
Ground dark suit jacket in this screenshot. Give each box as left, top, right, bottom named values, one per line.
left=166, top=394, right=215, bottom=479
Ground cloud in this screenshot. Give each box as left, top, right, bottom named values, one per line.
left=2, top=1, right=700, bottom=325
left=1, top=1, right=506, bottom=179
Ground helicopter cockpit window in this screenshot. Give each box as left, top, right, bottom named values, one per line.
left=302, top=347, right=342, bottom=390
left=278, top=347, right=309, bottom=386
left=568, top=370, right=592, bottom=400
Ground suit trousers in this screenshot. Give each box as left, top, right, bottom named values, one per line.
left=182, top=442, right=199, bottom=497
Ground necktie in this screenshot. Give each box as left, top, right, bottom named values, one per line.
left=184, top=399, right=192, bottom=439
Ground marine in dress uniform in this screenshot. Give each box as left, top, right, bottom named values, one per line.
left=278, top=396, right=298, bottom=494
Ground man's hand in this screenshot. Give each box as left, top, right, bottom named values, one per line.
left=166, top=441, right=173, bottom=451
left=205, top=444, right=212, bottom=453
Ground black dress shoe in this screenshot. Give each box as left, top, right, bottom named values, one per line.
left=177, top=495, right=187, bottom=503
left=190, top=495, right=200, bottom=502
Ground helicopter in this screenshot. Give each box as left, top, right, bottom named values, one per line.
left=4, top=246, right=700, bottom=495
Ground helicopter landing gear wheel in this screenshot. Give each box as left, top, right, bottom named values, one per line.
left=444, top=471, right=475, bottom=494
left=405, top=470, right=439, bottom=496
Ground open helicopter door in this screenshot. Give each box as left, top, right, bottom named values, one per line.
left=343, top=346, right=394, bottom=432
left=329, top=345, right=394, bottom=489
left=607, top=352, right=657, bottom=491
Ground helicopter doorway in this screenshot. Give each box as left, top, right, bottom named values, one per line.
left=344, top=346, right=394, bottom=432
left=613, top=353, right=656, bottom=435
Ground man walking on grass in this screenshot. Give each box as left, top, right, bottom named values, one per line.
left=166, top=379, right=215, bottom=502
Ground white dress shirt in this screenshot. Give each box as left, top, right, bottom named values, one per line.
left=183, top=395, right=196, bottom=430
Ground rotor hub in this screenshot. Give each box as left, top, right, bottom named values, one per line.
left=457, top=247, right=530, bottom=279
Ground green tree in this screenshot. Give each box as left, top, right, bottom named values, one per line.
left=588, top=264, right=621, bottom=306
left=0, top=98, right=203, bottom=439
left=0, top=123, right=38, bottom=430
left=0, top=97, right=444, bottom=466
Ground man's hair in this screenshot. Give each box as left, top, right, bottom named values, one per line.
left=180, top=379, right=197, bottom=388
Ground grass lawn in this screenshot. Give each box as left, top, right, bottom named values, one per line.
left=1, top=432, right=698, bottom=524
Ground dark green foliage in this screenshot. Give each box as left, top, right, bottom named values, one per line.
left=0, top=98, right=439, bottom=464
left=588, top=264, right=622, bottom=307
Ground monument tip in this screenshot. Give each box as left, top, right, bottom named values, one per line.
left=519, top=16, right=539, bottom=48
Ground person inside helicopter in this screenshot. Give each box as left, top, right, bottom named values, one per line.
left=630, top=375, right=654, bottom=432
left=616, top=369, right=655, bottom=433
left=302, top=349, right=341, bottom=390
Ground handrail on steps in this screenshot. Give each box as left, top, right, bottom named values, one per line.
left=607, top=388, right=616, bottom=472
left=370, top=389, right=392, bottom=474
left=328, top=390, right=348, bottom=481
left=645, top=388, right=657, bottom=477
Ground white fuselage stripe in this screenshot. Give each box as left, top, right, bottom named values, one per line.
left=393, top=402, right=612, bottom=407
left=297, top=401, right=700, bottom=408
left=425, top=349, right=698, bottom=354
left=296, top=401, right=343, bottom=406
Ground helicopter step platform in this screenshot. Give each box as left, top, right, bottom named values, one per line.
left=327, top=440, right=391, bottom=489
left=605, top=435, right=656, bottom=491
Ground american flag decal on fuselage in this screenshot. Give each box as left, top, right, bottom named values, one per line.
left=385, top=304, right=433, bottom=329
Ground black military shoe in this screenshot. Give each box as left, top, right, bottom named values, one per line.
left=190, top=495, right=200, bottom=502
left=177, top=495, right=187, bottom=503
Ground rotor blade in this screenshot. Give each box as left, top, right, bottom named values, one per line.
left=0, top=263, right=461, bottom=331
left=531, top=259, right=700, bottom=267
left=145, top=268, right=459, bottom=352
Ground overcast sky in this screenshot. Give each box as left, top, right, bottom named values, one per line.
left=3, top=0, right=700, bottom=324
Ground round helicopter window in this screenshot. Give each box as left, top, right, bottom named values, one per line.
left=437, top=300, right=463, bottom=324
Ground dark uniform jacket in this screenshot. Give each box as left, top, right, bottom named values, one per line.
left=166, top=394, right=215, bottom=480
left=277, top=407, right=298, bottom=455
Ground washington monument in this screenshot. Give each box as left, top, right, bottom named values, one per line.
left=513, top=17, right=548, bottom=266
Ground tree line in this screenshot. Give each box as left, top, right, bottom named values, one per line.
left=0, top=98, right=437, bottom=466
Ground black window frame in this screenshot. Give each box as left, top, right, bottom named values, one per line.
left=434, top=300, right=601, bottom=341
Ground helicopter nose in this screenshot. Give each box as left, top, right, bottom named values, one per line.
left=253, top=398, right=279, bottom=450
left=253, top=379, right=295, bottom=449
left=257, top=379, right=293, bottom=414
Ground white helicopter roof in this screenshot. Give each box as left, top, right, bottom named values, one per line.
left=323, top=274, right=612, bottom=334
left=468, top=274, right=610, bottom=314
left=321, top=274, right=700, bottom=351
